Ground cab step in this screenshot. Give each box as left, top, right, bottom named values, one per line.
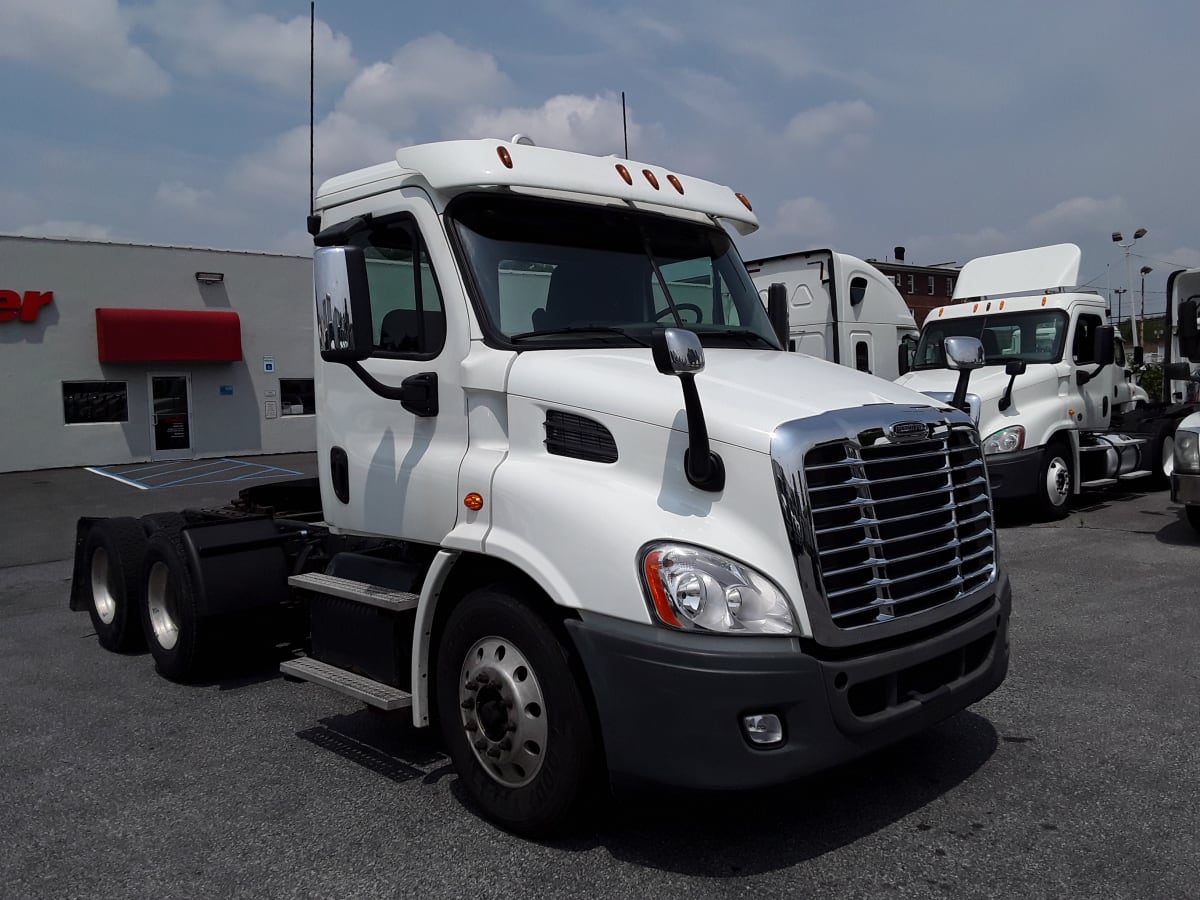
left=287, top=572, right=418, bottom=613
left=1118, top=470, right=1152, bottom=480
left=1078, top=477, right=1118, bottom=488
left=280, top=656, right=413, bottom=710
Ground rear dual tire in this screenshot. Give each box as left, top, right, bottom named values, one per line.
left=83, top=518, right=148, bottom=652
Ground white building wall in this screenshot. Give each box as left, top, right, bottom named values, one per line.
left=0, top=236, right=316, bottom=472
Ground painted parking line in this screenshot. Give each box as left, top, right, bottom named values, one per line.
left=87, top=457, right=305, bottom=490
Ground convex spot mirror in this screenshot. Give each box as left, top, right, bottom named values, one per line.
left=314, top=245, right=373, bottom=364
left=944, top=335, right=985, bottom=371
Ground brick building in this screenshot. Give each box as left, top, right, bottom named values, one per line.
left=865, top=248, right=961, bottom=326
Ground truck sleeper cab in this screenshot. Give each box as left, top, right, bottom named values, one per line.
left=71, top=138, right=1010, bottom=836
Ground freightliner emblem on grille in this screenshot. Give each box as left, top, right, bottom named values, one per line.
left=888, top=421, right=929, bottom=442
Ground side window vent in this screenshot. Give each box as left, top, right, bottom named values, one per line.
left=544, top=410, right=618, bottom=463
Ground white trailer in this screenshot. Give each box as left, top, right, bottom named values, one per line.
left=746, top=249, right=919, bottom=380
left=71, top=138, right=1011, bottom=835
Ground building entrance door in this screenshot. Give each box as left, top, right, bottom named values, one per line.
left=149, top=374, right=192, bottom=460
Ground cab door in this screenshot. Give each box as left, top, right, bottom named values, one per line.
left=1070, top=312, right=1114, bottom=429
left=317, top=203, right=469, bottom=543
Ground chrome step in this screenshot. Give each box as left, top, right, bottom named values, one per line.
left=288, top=572, right=418, bottom=613
left=1118, top=470, right=1152, bottom=480
left=280, top=656, right=412, bottom=710
left=1078, top=477, right=1118, bottom=488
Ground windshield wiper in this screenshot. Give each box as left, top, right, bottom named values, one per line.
left=509, top=326, right=649, bottom=346
left=698, top=328, right=777, bottom=349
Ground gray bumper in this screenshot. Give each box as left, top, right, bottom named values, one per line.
left=1171, top=471, right=1200, bottom=504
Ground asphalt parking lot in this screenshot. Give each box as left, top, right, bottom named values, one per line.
left=2, top=460, right=1198, bottom=899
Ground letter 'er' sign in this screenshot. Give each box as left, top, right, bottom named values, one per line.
left=0, top=290, right=54, bottom=322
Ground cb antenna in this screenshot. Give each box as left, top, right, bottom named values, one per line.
left=306, top=1, right=320, bottom=235
left=621, top=91, right=629, bottom=158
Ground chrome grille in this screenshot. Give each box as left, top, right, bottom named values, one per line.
left=803, top=421, right=994, bottom=629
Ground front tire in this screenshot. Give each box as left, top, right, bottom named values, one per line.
left=1147, top=419, right=1177, bottom=488
left=435, top=586, right=596, bottom=836
left=1034, top=440, right=1073, bottom=520
left=84, top=518, right=148, bottom=652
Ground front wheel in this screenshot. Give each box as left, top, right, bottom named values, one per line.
left=435, top=586, right=596, bottom=836
left=1147, top=419, right=1177, bottom=488
left=1033, top=440, right=1073, bottom=520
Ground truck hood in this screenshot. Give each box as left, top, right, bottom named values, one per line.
left=507, top=348, right=940, bottom=454
left=897, top=364, right=1059, bottom=402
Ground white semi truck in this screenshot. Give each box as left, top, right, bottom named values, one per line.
left=746, top=249, right=919, bottom=381
left=71, top=138, right=1011, bottom=835
left=897, top=243, right=1192, bottom=519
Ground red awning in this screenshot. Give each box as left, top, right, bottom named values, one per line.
left=95, top=308, right=243, bottom=363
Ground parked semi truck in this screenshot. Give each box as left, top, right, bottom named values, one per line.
left=1166, top=266, right=1200, bottom=532
left=71, top=138, right=1011, bottom=835
left=746, top=249, right=919, bottom=380
left=897, top=243, right=1191, bottom=519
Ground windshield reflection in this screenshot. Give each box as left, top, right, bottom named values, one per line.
left=913, top=310, right=1069, bottom=369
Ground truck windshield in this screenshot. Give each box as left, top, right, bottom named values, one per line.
left=448, top=193, right=780, bottom=349
left=912, top=309, right=1069, bottom=369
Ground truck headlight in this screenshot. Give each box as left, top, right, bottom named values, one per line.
left=1176, top=430, right=1200, bottom=473
left=982, top=425, right=1025, bottom=455
left=641, top=543, right=797, bottom=635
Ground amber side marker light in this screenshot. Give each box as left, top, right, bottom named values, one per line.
left=464, top=493, right=484, bottom=511
left=496, top=146, right=513, bottom=169
left=735, top=192, right=753, bottom=212
left=667, top=174, right=684, bottom=194
left=615, top=164, right=633, bottom=185
left=642, top=551, right=681, bottom=628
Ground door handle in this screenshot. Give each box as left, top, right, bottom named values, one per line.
left=400, top=372, right=439, bottom=417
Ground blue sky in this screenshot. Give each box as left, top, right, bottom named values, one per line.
left=2, top=0, right=1196, bottom=315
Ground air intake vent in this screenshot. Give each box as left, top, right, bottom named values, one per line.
left=544, top=410, right=618, bottom=463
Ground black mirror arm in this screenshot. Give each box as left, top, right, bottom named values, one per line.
left=1075, top=364, right=1104, bottom=387
left=950, top=369, right=973, bottom=414
left=679, top=375, right=725, bottom=492
left=346, top=363, right=439, bottom=416
left=998, top=374, right=1020, bottom=411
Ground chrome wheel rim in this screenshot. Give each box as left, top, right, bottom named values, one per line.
left=458, top=636, right=547, bottom=788
left=1046, top=456, right=1070, bottom=507
left=1162, top=434, right=1175, bottom=478
left=146, top=561, right=180, bottom=650
left=90, top=547, right=117, bottom=625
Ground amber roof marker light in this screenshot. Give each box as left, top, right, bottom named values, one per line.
left=666, top=174, right=684, bottom=195
left=735, top=192, right=753, bottom=212
left=496, top=146, right=513, bottom=169
left=615, top=164, right=633, bottom=185
left=642, top=169, right=660, bottom=190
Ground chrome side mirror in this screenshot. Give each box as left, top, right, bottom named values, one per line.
left=652, top=327, right=705, bottom=376
left=944, top=336, right=985, bottom=370
left=315, top=246, right=372, bottom=363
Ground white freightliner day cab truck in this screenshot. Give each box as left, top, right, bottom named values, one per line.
left=896, top=243, right=1185, bottom=519
left=70, top=138, right=1011, bottom=835
left=746, top=249, right=919, bottom=381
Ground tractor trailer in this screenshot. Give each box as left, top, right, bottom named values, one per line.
left=71, top=138, right=1011, bottom=834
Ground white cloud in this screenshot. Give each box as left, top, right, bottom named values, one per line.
left=13, top=220, right=117, bottom=241
left=1028, top=196, right=1127, bottom=232
left=143, top=2, right=357, bottom=94
left=460, top=93, right=636, bottom=156
left=773, top=196, right=836, bottom=240
left=155, top=181, right=215, bottom=214
left=784, top=100, right=876, bottom=149
left=0, top=0, right=169, bottom=98
left=338, top=34, right=509, bottom=130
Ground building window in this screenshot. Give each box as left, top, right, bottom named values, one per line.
left=928, top=276, right=936, bottom=295
left=893, top=275, right=901, bottom=288
left=279, top=378, right=315, bottom=416
left=63, top=381, right=128, bottom=424
left=947, top=278, right=955, bottom=297
left=906, top=274, right=914, bottom=294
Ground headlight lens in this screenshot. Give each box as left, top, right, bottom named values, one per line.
left=641, top=544, right=797, bottom=635
left=1176, top=430, right=1200, bottom=473
left=982, top=425, right=1025, bottom=455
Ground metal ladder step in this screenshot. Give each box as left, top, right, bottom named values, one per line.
left=1078, top=477, right=1118, bottom=488
left=1118, top=470, right=1152, bottom=480
left=288, top=572, right=418, bottom=613
left=280, top=656, right=413, bottom=710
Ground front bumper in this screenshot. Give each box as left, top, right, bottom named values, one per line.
left=566, top=572, right=1011, bottom=791
left=1171, top=471, right=1200, bottom=504
left=983, top=447, right=1043, bottom=501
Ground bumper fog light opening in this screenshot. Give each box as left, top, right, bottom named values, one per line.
left=741, top=713, right=784, bottom=747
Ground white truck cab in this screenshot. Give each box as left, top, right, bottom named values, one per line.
left=897, top=244, right=1159, bottom=518
left=1167, top=267, right=1200, bottom=531
left=71, top=138, right=1012, bottom=835
left=746, top=249, right=919, bottom=380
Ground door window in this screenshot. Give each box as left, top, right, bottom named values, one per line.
left=359, top=218, right=446, bottom=358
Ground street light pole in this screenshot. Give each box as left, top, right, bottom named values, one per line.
left=1112, top=228, right=1148, bottom=348
left=1139, top=265, right=1153, bottom=350
left=1113, top=287, right=1127, bottom=336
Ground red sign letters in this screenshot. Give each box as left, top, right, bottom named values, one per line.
left=0, top=290, right=53, bottom=323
